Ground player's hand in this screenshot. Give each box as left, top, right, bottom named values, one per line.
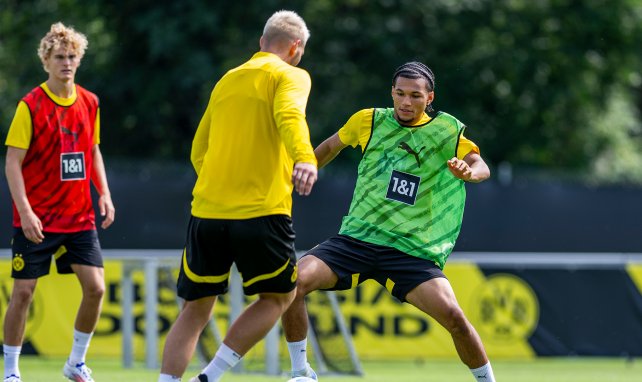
left=447, top=157, right=473, bottom=181
left=292, top=162, right=318, bottom=196
left=98, top=194, right=115, bottom=229
left=20, top=210, right=44, bottom=244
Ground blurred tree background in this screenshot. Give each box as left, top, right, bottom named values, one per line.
left=1, top=0, right=642, bottom=183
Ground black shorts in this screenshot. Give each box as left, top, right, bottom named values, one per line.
left=10, top=228, right=103, bottom=279
left=305, top=234, right=446, bottom=302
left=176, top=215, right=297, bottom=300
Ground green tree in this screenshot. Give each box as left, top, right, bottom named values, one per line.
left=301, top=0, right=642, bottom=177
left=1, top=0, right=641, bottom=183
left=0, top=0, right=112, bottom=143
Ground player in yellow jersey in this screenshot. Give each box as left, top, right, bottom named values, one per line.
left=158, top=10, right=318, bottom=382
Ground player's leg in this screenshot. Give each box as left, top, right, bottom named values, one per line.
left=64, top=263, right=104, bottom=379
left=405, top=277, right=496, bottom=381
left=54, top=231, right=105, bottom=381
left=226, top=291, right=296, bottom=353
left=283, top=235, right=377, bottom=379
left=192, top=215, right=301, bottom=382
left=160, top=296, right=217, bottom=379
left=282, top=254, right=338, bottom=379
left=5, top=229, right=57, bottom=381
left=182, top=215, right=296, bottom=382
left=71, top=264, right=105, bottom=334
left=193, top=291, right=296, bottom=382
left=56, top=230, right=105, bottom=339
left=3, top=278, right=37, bottom=381
left=2, top=279, right=36, bottom=345
left=62, top=264, right=104, bottom=381
left=283, top=254, right=338, bottom=342
left=160, top=216, right=232, bottom=382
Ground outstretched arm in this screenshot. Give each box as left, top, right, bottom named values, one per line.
left=447, top=152, right=490, bottom=183
left=292, top=132, right=348, bottom=196
left=314, top=132, right=348, bottom=169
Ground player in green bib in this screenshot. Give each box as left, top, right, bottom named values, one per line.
left=282, top=62, right=496, bottom=381
left=340, top=106, right=467, bottom=269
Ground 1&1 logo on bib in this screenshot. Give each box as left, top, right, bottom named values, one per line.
left=386, top=169, right=421, bottom=205
left=60, top=152, right=86, bottom=181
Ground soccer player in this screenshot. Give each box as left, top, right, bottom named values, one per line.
left=282, top=62, right=497, bottom=382
left=157, top=10, right=318, bottom=382
left=3, top=22, right=115, bottom=382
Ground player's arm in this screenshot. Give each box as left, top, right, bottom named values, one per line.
left=190, top=107, right=211, bottom=176
left=274, top=68, right=316, bottom=165
left=275, top=68, right=318, bottom=196
left=447, top=152, right=490, bottom=183
left=447, top=133, right=490, bottom=183
left=91, top=144, right=115, bottom=228
left=314, top=132, right=348, bottom=169
left=5, top=146, right=44, bottom=243
left=314, top=109, right=370, bottom=169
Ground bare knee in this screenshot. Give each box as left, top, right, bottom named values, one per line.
left=74, top=265, right=106, bottom=302
left=179, top=298, right=216, bottom=329
left=442, top=307, right=473, bottom=336
left=259, top=289, right=296, bottom=313
left=294, top=255, right=337, bottom=298
left=294, top=274, right=315, bottom=299
left=83, top=282, right=105, bottom=301
left=10, top=285, right=35, bottom=308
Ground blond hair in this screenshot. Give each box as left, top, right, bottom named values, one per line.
left=38, top=22, right=88, bottom=70
left=262, top=10, right=310, bottom=46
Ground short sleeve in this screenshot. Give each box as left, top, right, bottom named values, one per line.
left=94, top=107, right=101, bottom=145
left=456, top=134, right=480, bottom=159
left=5, top=101, right=32, bottom=149
left=338, top=109, right=374, bottom=152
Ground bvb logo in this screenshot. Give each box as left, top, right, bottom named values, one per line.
left=12, top=253, right=25, bottom=271
left=471, top=273, right=539, bottom=343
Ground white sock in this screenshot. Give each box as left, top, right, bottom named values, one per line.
left=287, top=339, right=308, bottom=372
left=471, top=362, right=496, bottom=382
left=201, top=343, right=242, bottom=382
left=69, top=329, right=93, bottom=365
left=158, top=374, right=181, bottom=382
left=3, top=344, right=21, bottom=378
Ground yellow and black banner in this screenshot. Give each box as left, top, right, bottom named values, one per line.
left=309, top=262, right=642, bottom=359
left=1, top=260, right=641, bottom=360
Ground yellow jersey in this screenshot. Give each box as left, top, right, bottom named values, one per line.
left=191, top=52, right=317, bottom=219
left=338, top=108, right=479, bottom=159
left=5, top=82, right=100, bottom=148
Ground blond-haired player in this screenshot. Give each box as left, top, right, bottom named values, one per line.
left=3, top=22, right=115, bottom=382
left=158, top=10, right=317, bottom=382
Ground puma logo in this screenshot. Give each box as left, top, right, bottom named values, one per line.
left=60, top=126, right=79, bottom=142
left=398, top=141, right=425, bottom=166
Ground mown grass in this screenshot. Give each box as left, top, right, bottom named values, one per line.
left=13, top=356, right=641, bottom=382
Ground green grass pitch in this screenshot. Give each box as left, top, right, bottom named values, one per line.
left=11, top=356, right=642, bottom=382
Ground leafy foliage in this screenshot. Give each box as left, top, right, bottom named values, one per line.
left=1, top=0, right=641, bottom=182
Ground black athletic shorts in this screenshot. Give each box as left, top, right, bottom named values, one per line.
left=304, top=234, right=446, bottom=302
left=176, top=215, right=298, bottom=300
left=10, top=228, right=103, bottom=279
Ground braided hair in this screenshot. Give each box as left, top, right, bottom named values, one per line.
left=392, top=62, right=436, bottom=112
